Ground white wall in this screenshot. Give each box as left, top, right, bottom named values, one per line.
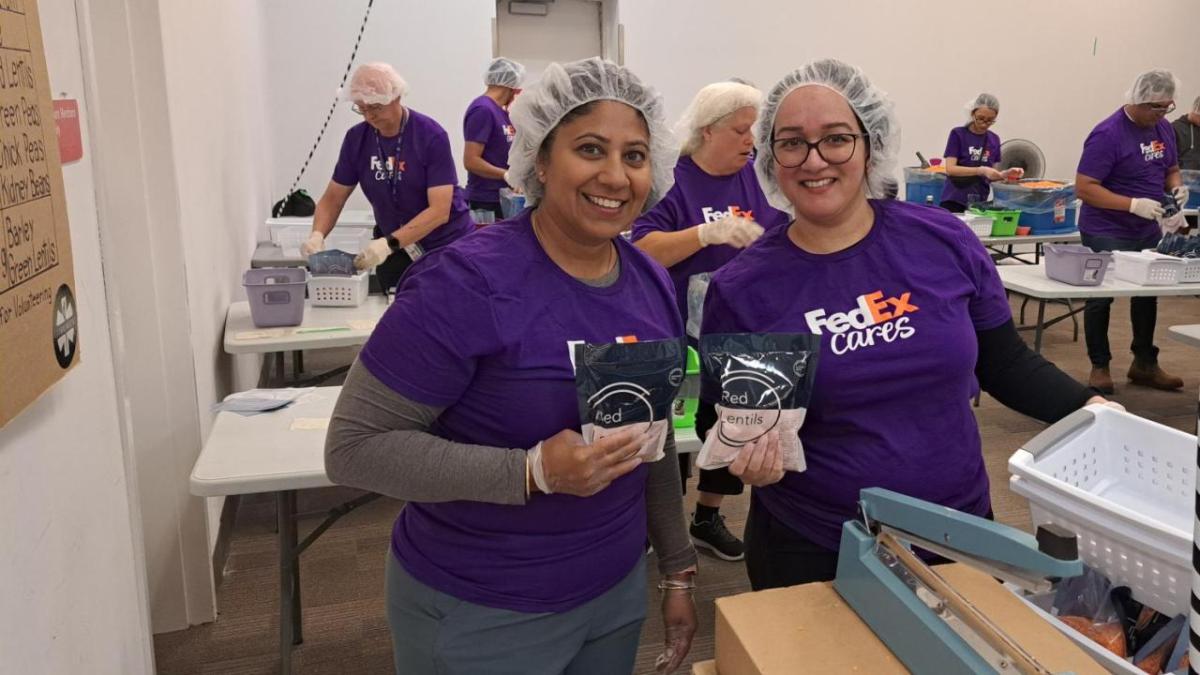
left=497, top=0, right=603, bottom=77
left=263, top=0, right=495, bottom=215
left=0, top=0, right=155, bottom=672
left=158, top=0, right=271, bottom=556
left=621, top=0, right=1200, bottom=190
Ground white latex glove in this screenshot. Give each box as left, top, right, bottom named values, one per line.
left=1004, top=167, right=1025, bottom=181
left=354, top=237, right=391, bottom=270
left=980, top=167, right=1005, bottom=182
left=1172, top=185, right=1190, bottom=210
left=697, top=215, right=764, bottom=248
left=1129, top=197, right=1165, bottom=220
left=300, top=231, right=325, bottom=257
left=1085, top=396, right=1125, bottom=412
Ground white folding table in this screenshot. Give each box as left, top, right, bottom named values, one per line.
left=1168, top=324, right=1200, bottom=349
left=190, top=386, right=702, bottom=673
left=998, top=264, right=1200, bottom=352
left=978, top=231, right=1080, bottom=265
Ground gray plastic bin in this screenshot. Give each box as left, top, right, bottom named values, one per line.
left=1043, top=244, right=1111, bottom=286
left=243, top=268, right=306, bottom=327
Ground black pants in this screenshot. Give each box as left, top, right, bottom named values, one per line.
left=939, top=200, right=966, bottom=213
left=469, top=199, right=503, bottom=224
left=743, top=495, right=990, bottom=591
left=1080, top=231, right=1162, bottom=367
left=677, top=452, right=745, bottom=496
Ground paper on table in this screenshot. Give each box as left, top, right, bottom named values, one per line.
left=234, top=329, right=288, bottom=341
left=348, top=320, right=377, bottom=331
left=213, top=387, right=316, bottom=416
left=290, top=417, right=330, bottom=431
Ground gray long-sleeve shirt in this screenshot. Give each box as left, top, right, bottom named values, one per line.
left=326, top=358, right=698, bottom=576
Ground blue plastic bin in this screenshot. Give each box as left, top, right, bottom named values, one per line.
left=1181, top=170, right=1200, bottom=209
left=499, top=188, right=526, bottom=219
left=992, top=181, right=1078, bottom=234
left=903, top=167, right=946, bottom=204
left=243, top=268, right=306, bottom=327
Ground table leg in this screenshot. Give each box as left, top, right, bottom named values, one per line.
left=1034, top=301, right=1047, bottom=353
left=1035, top=243, right=1042, bottom=265
left=274, top=352, right=285, bottom=387
left=278, top=490, right=300, bottom=674
left=290, top=491, right=303, bottom=644
left=295, top=350, right=304, bottom=377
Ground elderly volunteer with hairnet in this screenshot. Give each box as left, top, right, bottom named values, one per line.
left=325, top=57, right=698, bottom=674
left=940, top=93, right=1021, bottom=212
left=696, top=58, right=1110, bottom=590
left=463, top=57, right=525, bottom=222
left=301, top=62, right=473, bottom=292
left=1076, top=69, right=1185, bottom=394
left=632, top=81, right=787, bottom=563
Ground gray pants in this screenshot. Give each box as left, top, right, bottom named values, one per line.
left=386, top=553, right=647, bottom=675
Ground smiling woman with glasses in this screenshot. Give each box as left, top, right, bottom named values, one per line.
left=692, top=58, right=1106, bottom=592
left=939, top=93, right=1021, bottom=212
left=299, top=62, right=473, bottom=293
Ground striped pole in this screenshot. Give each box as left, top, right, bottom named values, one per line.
left=1191, top=395, right=1200, bottom=674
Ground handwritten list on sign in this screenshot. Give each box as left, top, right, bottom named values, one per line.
left=0, top=0, right=79, bottom=428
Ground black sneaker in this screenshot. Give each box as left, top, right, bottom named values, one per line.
left=690, top=514, right=745, bottom=561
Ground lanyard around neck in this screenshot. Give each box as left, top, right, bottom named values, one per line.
left=375, top=108, right=410, bottom=203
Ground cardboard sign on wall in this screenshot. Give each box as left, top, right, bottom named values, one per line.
left=0, top=0, right=79, bottom=428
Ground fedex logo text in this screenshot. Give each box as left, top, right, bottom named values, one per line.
left=804, top=290, right=919, bottom=355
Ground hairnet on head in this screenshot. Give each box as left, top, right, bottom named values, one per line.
left=485, top=57, right=526, bottom=89
left=507, top=57, right=677, bottom=208
left=965, top=92, right=1000, bottom=119
left=1127, top=69, right=1178, bottom=104
left=754, top=58, right=899, bottom=212
left=347, top=63, right=408, bottom=105
left=676, top=82, right=763, bottom=155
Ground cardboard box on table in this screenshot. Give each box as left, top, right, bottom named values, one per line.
left=712, top=563, right=1105, bottom=674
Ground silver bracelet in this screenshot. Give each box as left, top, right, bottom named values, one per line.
left=657, top=578, right=696, bottom=592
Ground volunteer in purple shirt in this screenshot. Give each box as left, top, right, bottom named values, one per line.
left=632, top=81, right=788, bottom=563
left=940, top=93, right=1022, bottom=212
left=1076, top=69, right=1186, bottom=394
left=300, top=63, right=473, bottom=293
left=698, top=58, right=1109, bottom=590
left=326, top=58, right=698, bottom=674
left=463, top=57, right=524, bottom=222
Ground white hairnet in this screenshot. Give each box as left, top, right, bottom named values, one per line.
left=676, top=82, right=763, bottom=155
left=1127, top=69, right=1178, bottom=104
left=507, top=57, right=676, bottom=208
left=347, top=63, right=408, bottom=105
left=485, top=57, right=526, bottom=89
left=965, top=92, right=1000, bottom=119
left=754, top=58, right=899, bottom=212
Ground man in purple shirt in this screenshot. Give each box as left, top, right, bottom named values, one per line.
left=1076, top=69, right=1186, bottom=393
left=463, top=57, right=525, bottom=222
left=301, top=63, right=473, bottom=293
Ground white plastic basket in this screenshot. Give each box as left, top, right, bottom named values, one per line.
left=956, top=213, right=993, bottom=237
left=1177, top=256, right=1200, bottom=283
left=1111, top=250, right=1183, bottom=285
left=1007, top=405, right=1196, bottom=616
left=307, top=272, right=369, bottom=307
left=270, top=224, right=371, bottom=255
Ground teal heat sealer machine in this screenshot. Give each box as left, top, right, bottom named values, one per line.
left=834, top=488, right=1085, bottom=674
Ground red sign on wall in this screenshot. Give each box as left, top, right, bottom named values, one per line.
left=53, top=99, right=82, bottom=163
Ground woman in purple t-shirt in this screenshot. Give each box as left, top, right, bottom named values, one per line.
left=632, top=81, right=788, bottom=564
left=698, top=59, right=1108, bottom=591
left=299, top=63, right=473, bottom=293
left=326, top=58, right=698, bottom=674
left=940, top=93, right=1021, bottom=212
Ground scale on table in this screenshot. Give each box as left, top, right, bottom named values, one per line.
left=834, top=488, right=1084, bottom=674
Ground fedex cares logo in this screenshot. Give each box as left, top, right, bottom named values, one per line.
left=702, top=205, right=753, bottom=223
left=968, top=145, right=991, bottom=163
left=804, top=290, right=919, bottom=355
left=371, top=155, right=405, bottom=180
left=503, top=124, right=516, bottom=144
left=1141, top=140, right=1166, bottom=162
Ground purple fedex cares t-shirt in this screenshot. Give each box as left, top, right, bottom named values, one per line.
left=332, top=112, right=472, bottom=251
left=941, top=126, right=1001, bottom=205
left=701, top=200, right=1012, bottom=551
left=1077, top=108, right=1178, bottom=240
left=463, top=95, right=515, bottom=203
left=358, top=210, right=682, bottom=613
left=631, top=156, right=789, bottom=322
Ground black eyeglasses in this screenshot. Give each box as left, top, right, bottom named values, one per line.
left=770, top=132, right=867, bottom=168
